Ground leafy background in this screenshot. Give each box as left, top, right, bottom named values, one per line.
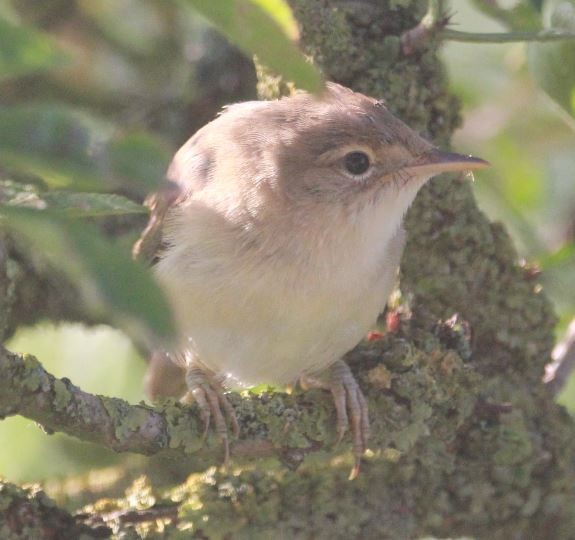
left=1, top=0, right=574, bottom=486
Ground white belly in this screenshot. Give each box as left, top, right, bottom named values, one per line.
left=156, top=229, right=402, bottom=387
left=154, top=181, right=416, bottom=387
left=184, top=282, right=388, bottom=386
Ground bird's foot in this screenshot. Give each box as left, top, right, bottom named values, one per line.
left=302, top=359, right=370, bottom=479
left=183, top=365, right=239, bottom=466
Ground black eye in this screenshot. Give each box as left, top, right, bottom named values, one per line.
left=344, top=151, right=371, bottom=176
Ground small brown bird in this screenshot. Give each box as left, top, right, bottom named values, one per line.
left=135, top=83, right=487, bottom=476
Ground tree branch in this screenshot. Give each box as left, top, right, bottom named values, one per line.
left=0, top=343, right=344, bottom=466
left=0, top=324, right=486, bottom=476
left=0, top=479, right=110, bottom=539
left=400, top=0, right=451, bottom=55
left=441, top=29, right=575, bottom=43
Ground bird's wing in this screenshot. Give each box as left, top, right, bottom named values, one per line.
left=133, top=99, right=275, bottom=265
left=132, top=128, right=215, bottom=265
left=132, top=180, right=182, bottom=264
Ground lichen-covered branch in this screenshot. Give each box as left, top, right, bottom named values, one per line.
left=7, top=321, right=574, bottom=539
left=0, top=343, right=277, bottom=463
left=2, top=340, right=429, bottom=468
left=0, top=480, right=109, bottom=539
left=0, top=344, right=168, bottom=453
left=0, top=325, right=497, bottom=475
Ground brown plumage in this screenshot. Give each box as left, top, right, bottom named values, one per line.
left=134, top=83, right=488, bottom=476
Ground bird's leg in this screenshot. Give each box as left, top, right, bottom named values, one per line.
left=301, top=359, right=370, bottom=479
left=183, top=364, right=240, bottom=466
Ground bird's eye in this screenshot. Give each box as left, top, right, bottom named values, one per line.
left=344, top=151, right=371, bottom=176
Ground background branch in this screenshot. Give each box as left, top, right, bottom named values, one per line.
left=0, top=232, right=98, bottom=341
left=441, top=29, right=575, bottom=43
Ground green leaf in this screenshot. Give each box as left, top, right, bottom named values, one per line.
left=469, top=0, right=541, bottom=30
left=0, top=206, right=175, bottom=344
left=108, top=133, right=172, bottom=194
left=41, top=192, right=147, bottom=217
left=0, top=16, right=67, bottom=79
left=0, top=178, right=147, bottom=217
left=528, top=0, right=575, bottom=117
left=0, top=104, right=171, bottom=193
left=538, top=243, right=575, bottom=269
left=184, top=0, right=323, bottom=92
left=0, top=105, right=107, bottom=189
left=495, top=137, right=544, bottom=211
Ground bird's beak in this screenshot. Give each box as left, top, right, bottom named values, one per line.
left=404, top=148, right=490, bottom=176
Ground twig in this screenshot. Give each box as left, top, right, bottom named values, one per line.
left=401, top=0, right=575, bottom=52
left=401, top=0, right=451, bottom=55
left=440, top=29, right=575, bottom=43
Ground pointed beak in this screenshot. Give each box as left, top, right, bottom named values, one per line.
left=404, top=148, right=490, bottom=176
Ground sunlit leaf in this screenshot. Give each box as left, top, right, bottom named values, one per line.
left=0, top=105, right=171, bottom=193
left=0, top=206, right=175, bottom=344
left=538, top=242, right=575, bottom=268
left=184, top=0, right=323, bottom=92
left=0, top=16, right=67, bottom=79
left=528, top=0, right=575, bottom=117
left=252, top=0, right=299, bottom=39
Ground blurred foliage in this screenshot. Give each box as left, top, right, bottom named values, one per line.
left=2, top=206, right=175, bottom=344
left=471, top=0, right=541, bottom=29
left=0, top=104, right=171, bottom=191
left=1, top=324, right=146, bottom=482
left=446, top=1, right=575, bottom=334
left=186, top=0, right=322, bottom=92
left=0, top=0, right=574, bottom=484
left=529, top=0, right=575, bottom=118
left=0, top=180, right=146, bottom=217
left=0, top=15, right=67, bottom=78
left=444, top=1, right=575, bottom=414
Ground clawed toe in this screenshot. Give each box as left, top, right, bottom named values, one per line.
left=329, top=361, right=370, bottom=479
left=185, top=366, right=239, bottom=466
left=184, top=359, right=368, bottom=476
left=303, top=360, right=370, bottom=478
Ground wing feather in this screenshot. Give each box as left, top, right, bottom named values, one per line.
left=132, top=127, right=216, bottom=264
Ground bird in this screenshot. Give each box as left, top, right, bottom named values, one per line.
left=134, top=82, right=488, bottom=477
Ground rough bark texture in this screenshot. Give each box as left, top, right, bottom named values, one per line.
left=2, top=1, right=575, bottom=539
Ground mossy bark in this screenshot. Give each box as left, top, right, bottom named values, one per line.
left=3, top=1, right=575, bottom=539
left=132, top=1, right=573, bottom=537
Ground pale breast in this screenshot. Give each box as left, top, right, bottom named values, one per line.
left=155, top=220, right=404, bottom=387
